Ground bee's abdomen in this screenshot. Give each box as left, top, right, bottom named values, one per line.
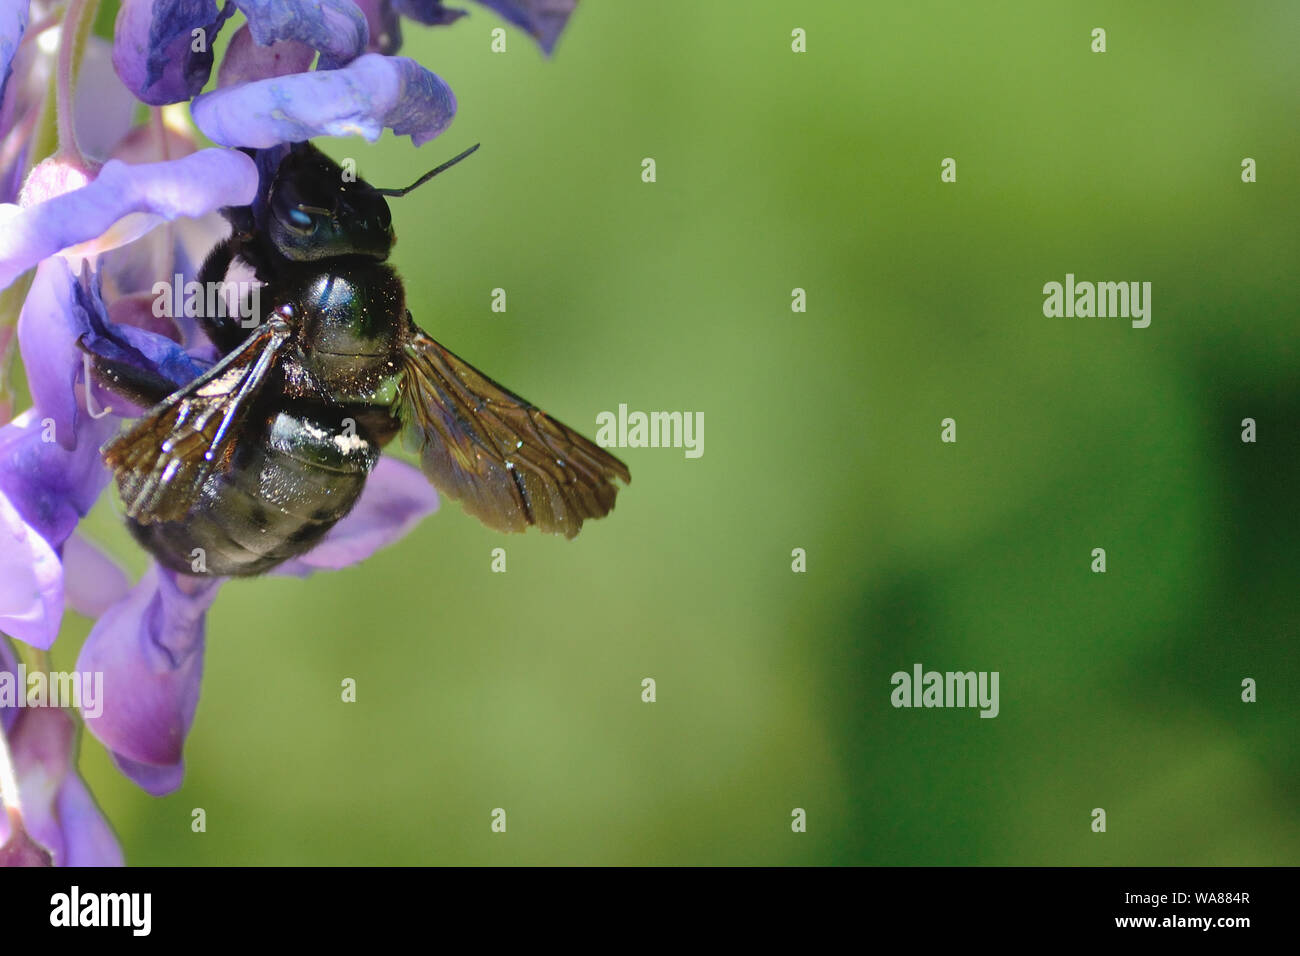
left=128, top=403, right=380, bottom=577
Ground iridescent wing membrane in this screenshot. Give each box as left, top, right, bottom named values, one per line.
left=401, top=324, right=630, bottom=538
left=102, top=321, right=292, bottom=523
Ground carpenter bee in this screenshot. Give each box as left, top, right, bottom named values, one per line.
left=83, top=142, right=629, bottom=577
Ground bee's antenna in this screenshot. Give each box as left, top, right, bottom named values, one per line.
left=374, top=143, right=480, bottom=197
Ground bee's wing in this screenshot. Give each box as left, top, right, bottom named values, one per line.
left=102, top=318, right=293, bottom=523
left=400, top=323, right=630, bottom=539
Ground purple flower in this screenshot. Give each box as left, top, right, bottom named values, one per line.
left=109, top=0, right=575, bottom=109
left=467, top=0, right=578, bottom=55
left=68, top=38, right=143, bottom=166
left=110, top=0, right=375, bottom=104
left=62, top=532, right=131, bottom=619
left=2, top=10, right=48, bottom=211
left=77, top=564, right=217, bottom=796
left=3, top=227, right=440, bottom=791
left=193, top=53, right=456, bottom=148
left=2, top=31, right=138, bottom=210
left=0, top=481, right=62, bottom=652
left=359, top=0, right=409, bottom=55
left=0, top=148, right=260, bottom=292
left=0, top=408, right=117, bottom=649
left=78, top=459, right=436, bottom=795
left=230, top=0, right=370, bottom=71
left=0, top=111, right=444, bottom=794
left=1, top=639, right=124, bottom=867
left=0, top=0, right=26, bottom=108
left=215, top=24, right=316, bottom=89
left=386, top=0, right=577, bottom=55
left=2, top=236, right=439, bottom=794
left=6, top=296, right=438, bottom=798
left=111, top=0, right=235, bottom=105
left=0, top=816, right=51, bottom=866
left=0, top=0, right=575, bottom=850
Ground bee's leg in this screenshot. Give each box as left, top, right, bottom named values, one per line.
left=196, top=238, right=254, bottom=356
left=76, top=339, right=179, bottom=409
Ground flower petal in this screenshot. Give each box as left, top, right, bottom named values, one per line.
left=51, top=774, right=124, bottom=866
left=20, top=259, right=207, bottom=439
left=0, top=0, right=27, bottom=107
left=107, top=291, right=183, bottom=346
left=230, top=0, right=369, bottom=70
left=192, top=53, right=455, bottom=148
left=17, top=258, right=81, bottom=447
left=77, top=565, right=219, bottom=795
left=357, top=0, right=407, bottom=54
left=74, top=38, right=138, bottom=163
left=1, top=7, right=47, bottom=202
left=83, top=299, right=210, bottom=394
left=109, top=751, right=184, bottom=796
left=0, top=655, right=122, bottom=866
left=391, top=0, right=466, bottom=28
left=16, top=154, right=93, bottom=208
left=5, top=707, right=75, bottom=863
left=0, top=406, right=111, bottom=647
left=112, top=0, right=233, bottom=105
left=0, top=816, right=54, bottom=867
left=215, top=23, right=315, bottom=88
left=0, top=148, right=258, bottom=291
left=274, top=456, right=437, bottom=574
left=0, top=408, right=115, bottom=547
left=63, top=533, right=131, bottom=618
left=470, top=0, right=577, bottom=55
left=0, top=483, right=64, bottom=650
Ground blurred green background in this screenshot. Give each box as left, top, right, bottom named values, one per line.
left=50, top=0, right=1300, bottom=864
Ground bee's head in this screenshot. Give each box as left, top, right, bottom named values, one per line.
left=265, top=142, right=479, bottom=263
left=266, top=146, right=395, bottom=261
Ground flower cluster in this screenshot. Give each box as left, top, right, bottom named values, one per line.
left=0, top=0, right=576, bottom=865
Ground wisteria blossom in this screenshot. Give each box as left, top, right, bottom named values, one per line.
left=0, top=0, right=578, bottom=866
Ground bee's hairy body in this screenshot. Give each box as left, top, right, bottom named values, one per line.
left=133, top=258, right=410, bottom=576
left=131, top=399, right=383, bottom=576
left=89, top=142, right=630, bottom=579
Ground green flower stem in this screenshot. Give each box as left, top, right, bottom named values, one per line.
left=56, top=0, right=102, bottom=168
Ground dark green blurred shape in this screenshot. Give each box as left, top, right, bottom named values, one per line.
left=59, top=0, right=1298, bottom=864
